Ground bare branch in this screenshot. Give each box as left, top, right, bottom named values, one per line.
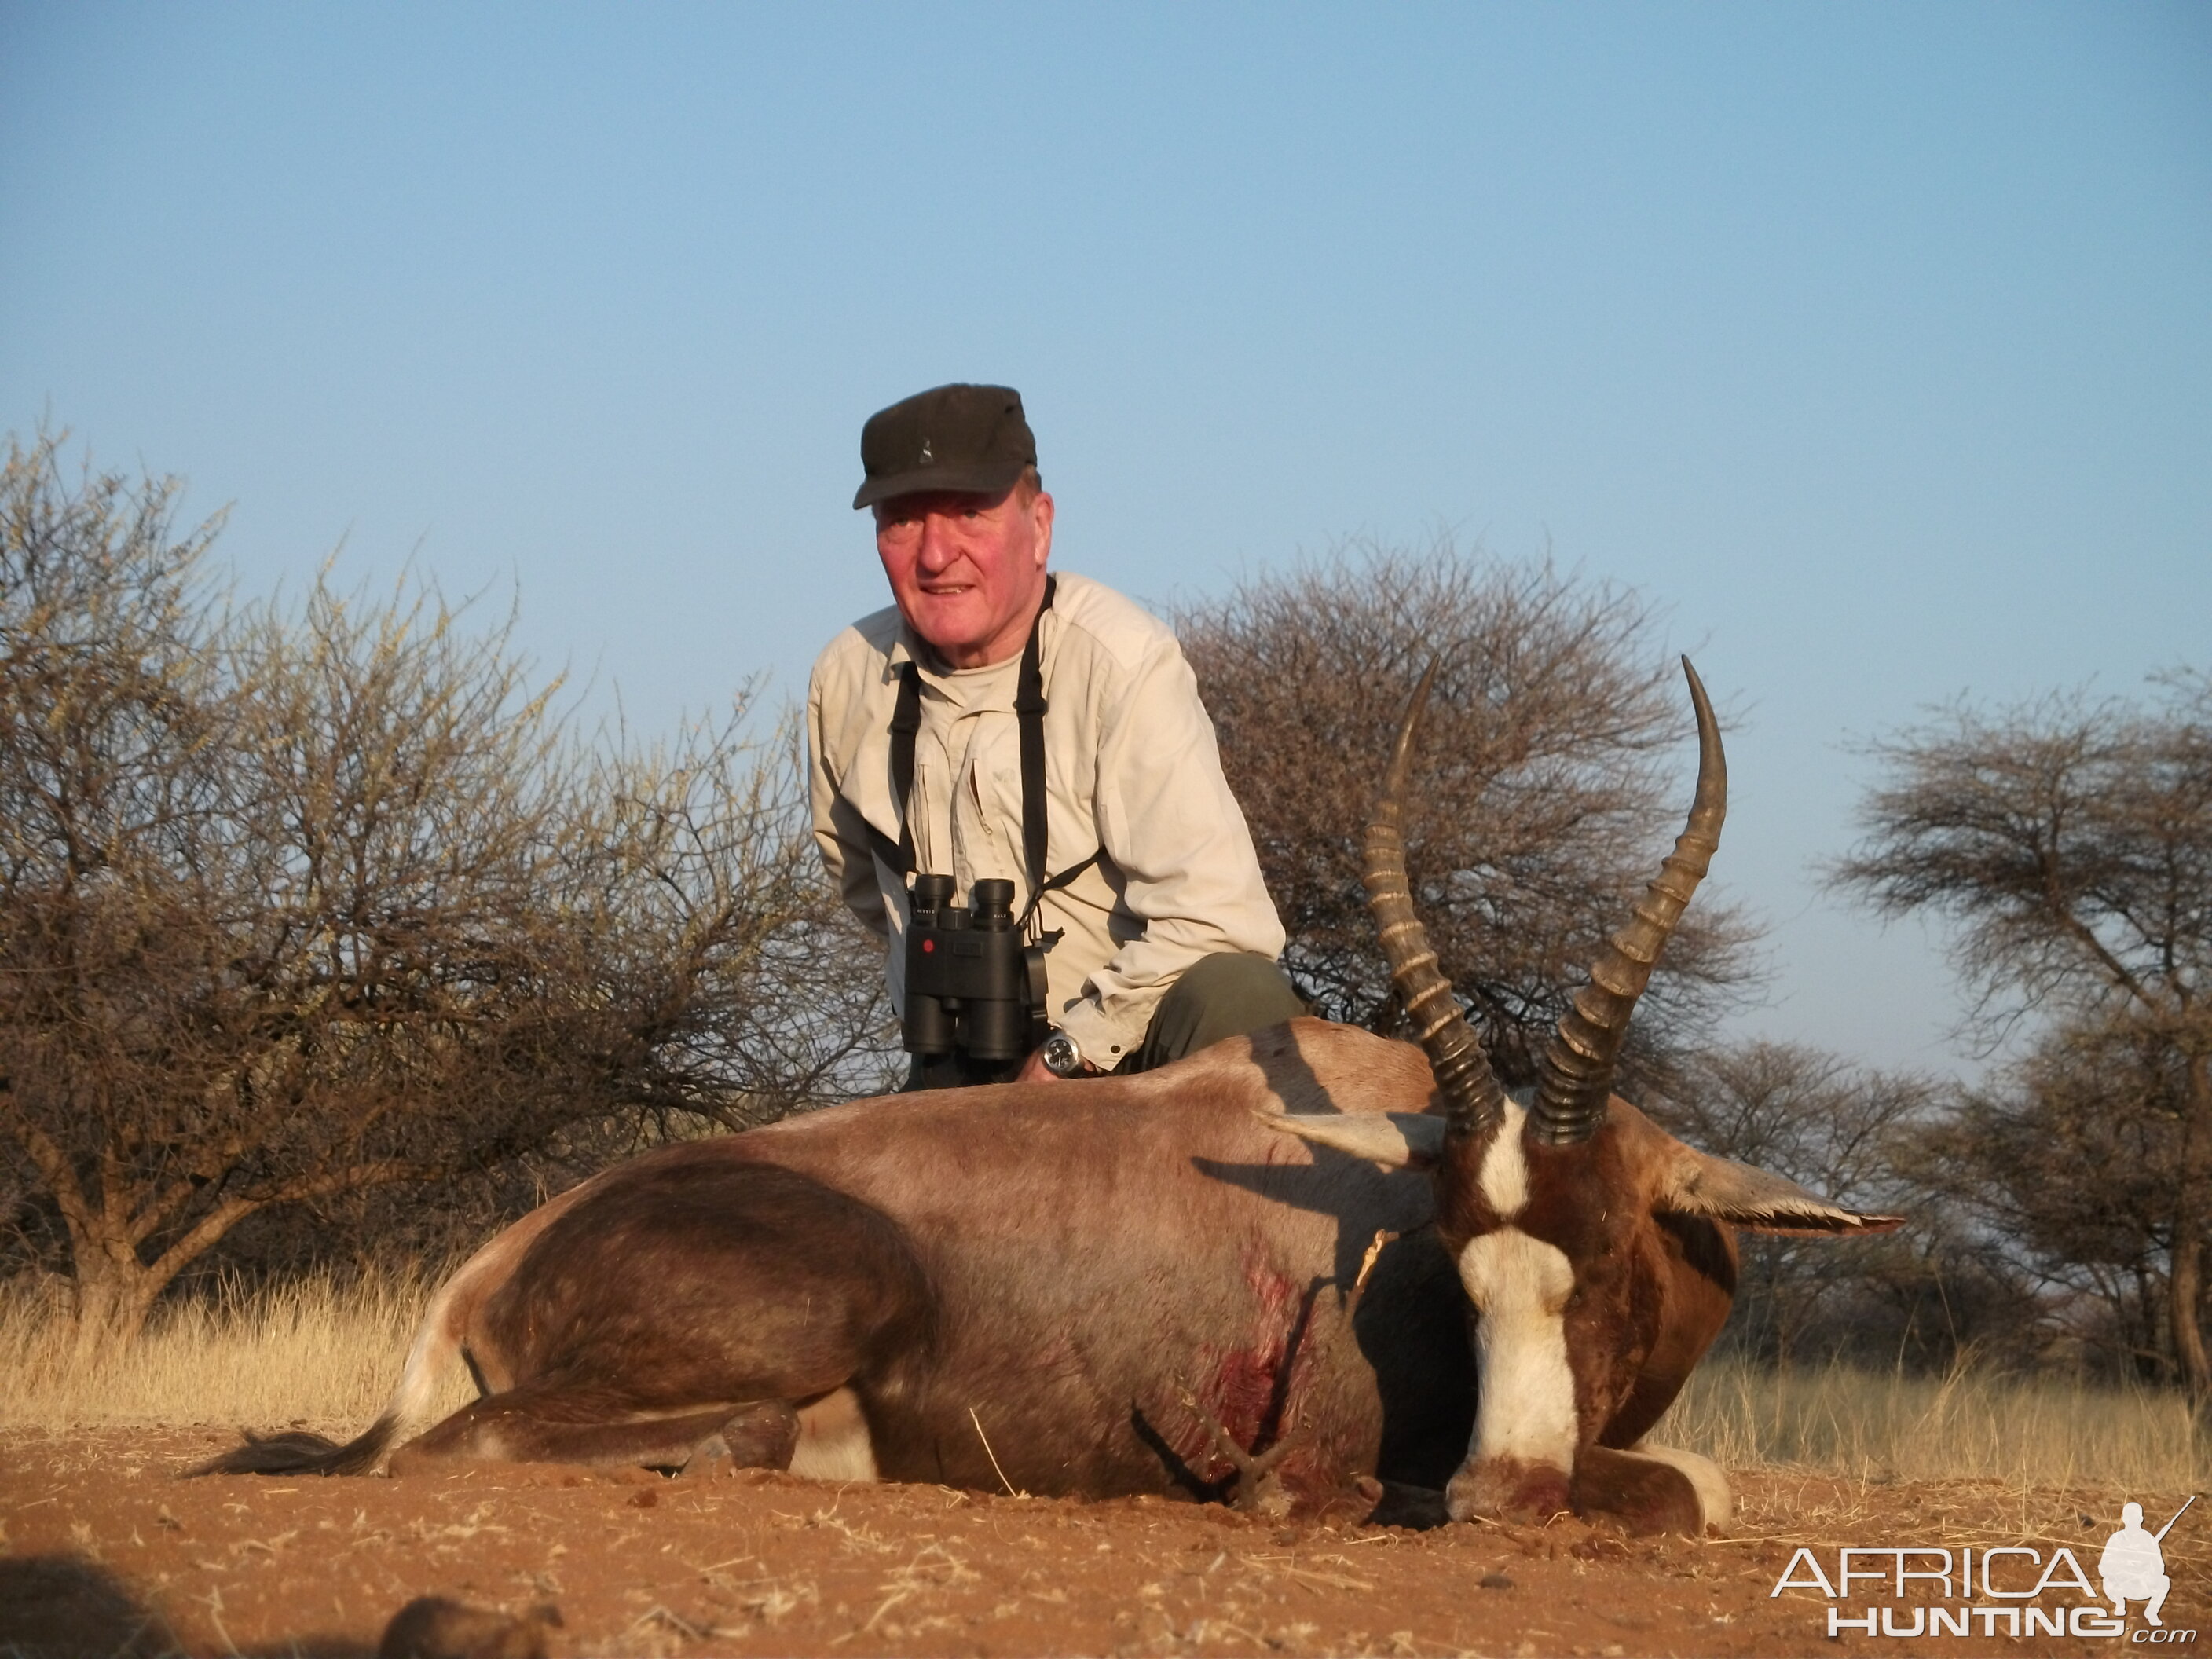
left=1176, top=536, right=1760, bottom=1088
left=0, top=424, right=894, bottom=1348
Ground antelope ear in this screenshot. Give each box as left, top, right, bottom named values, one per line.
left=1656, top=1148, right=1904, bottom=1236
left=1262, top=1111, right=1446, bottom=1170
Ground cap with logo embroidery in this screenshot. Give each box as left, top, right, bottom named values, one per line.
left=853, top=383, right=1038, bottom=510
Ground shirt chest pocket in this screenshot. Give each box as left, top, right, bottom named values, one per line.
left=963, top=709, right=1096, bottom=862
left=953, top=716, right=1022, bottom=848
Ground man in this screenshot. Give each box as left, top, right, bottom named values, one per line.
left=808, top=383, right=1301, bottom=1086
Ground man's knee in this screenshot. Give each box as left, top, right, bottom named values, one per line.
left=1136, top=954, right=1305, bottom=1071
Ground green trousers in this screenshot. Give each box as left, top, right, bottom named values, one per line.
left=1122, top=951, right=1307, bottom=1073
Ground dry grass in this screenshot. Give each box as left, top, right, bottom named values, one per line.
left=0, top=1269, right=473, bottom=1430
left=3, top=1273, right=2205, bottom=1497
left=1657, top=1351, right=2207, bottom=1492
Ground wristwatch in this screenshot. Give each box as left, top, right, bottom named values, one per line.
left=1038, top=1029, right=1093, bottom=1078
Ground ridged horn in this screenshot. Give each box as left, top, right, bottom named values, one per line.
left=1532, top=656, right=1726, bottom=1146
left=1364, top=658, right=1508, bottom=1140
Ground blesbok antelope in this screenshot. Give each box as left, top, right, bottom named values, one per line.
left=206, top=659, right=1898, bottom=1533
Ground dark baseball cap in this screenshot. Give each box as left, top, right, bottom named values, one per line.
left=853, top=383, right=1038, bottom=510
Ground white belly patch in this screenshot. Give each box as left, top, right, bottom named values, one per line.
left=788, top=1386, right=878, bottom=1481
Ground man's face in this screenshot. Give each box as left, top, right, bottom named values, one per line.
left=873, top=483, right=1054, bottom=670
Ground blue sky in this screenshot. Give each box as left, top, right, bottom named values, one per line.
left=4, top=3, right=2207, bottom=1079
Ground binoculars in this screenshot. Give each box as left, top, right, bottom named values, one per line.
left=902, top=876, right=1049, bottom=1064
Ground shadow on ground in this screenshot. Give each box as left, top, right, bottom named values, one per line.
left=0, top=1555, right=374, bottom=1659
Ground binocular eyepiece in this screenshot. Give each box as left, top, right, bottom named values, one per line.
left=902, top=875, right=1049, bottom=1064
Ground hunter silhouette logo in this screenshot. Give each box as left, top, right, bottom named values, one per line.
left=1773, top=1495, right=2199, bottom=1640
left=2103, top=1497, right=2192, bottom=1628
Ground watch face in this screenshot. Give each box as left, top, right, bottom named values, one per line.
left=1042, top=1034, right=1080, bottom=1075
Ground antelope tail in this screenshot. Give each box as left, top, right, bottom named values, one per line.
left=192, top=1247, right=494, bottom=1478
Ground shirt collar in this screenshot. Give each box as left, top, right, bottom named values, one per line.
left=882, top=606, right=1054, bottom=690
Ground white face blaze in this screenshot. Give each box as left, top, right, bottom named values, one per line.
left=1455, top=1103, right=1580, bottom=1482
left=1477, top=1104, right=1532, bottom=1214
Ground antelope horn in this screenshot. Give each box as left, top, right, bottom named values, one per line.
left=1363, top=658, right=1508, bottom=1140
left=1532, top=656, right=1726, bottom=1146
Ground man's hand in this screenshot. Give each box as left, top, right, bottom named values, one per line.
left=1014, top=1046, right=1063, bottom=1085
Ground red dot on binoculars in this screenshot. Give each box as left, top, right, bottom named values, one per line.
left=921, top=940, right=934, bottom=953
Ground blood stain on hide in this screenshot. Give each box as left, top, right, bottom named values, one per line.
left=1181, top=1247, right=1319, bottom=1489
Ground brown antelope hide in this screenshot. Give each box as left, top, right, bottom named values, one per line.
left=203, top=657, right=1899, bottom=1536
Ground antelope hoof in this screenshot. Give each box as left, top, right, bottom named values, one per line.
left=1445, top=1456, right=1572, bottom=1525
left=1569, top=1445, right=1716, bottom=1536
left=681, top=1401, right=800, bottom=1476
left=1353, top=1474, right=1451, bottom=1529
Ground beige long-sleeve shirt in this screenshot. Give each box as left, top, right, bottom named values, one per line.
left=806, top=571, right=1284, bottom=1068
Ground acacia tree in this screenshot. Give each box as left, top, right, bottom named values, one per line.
left=0, top=430, right=889, bottom=1355
left=1643, top=1042, right=1955, bottom=1364
left=1833, top=674, right=2212, bottom=1392
left=1176, top=540, right=1756, bottom=1088
left=0, top=434, right=269, bottom=1350
left=545, top=708, right=897, bottom=1148
left=1907, top=1016, right=2189, bottom=1380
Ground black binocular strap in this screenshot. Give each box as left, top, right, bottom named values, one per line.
left=1012, top=577, right=1104, bottom=930
left=876, top=665, right=922, bottom=877
left=1015, top=587, right=1053, bottom=913
left=870, top=576, right=1101, bottom=931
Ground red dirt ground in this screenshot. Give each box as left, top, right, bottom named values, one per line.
left=1, top=1426, right=2202, bottom=1657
